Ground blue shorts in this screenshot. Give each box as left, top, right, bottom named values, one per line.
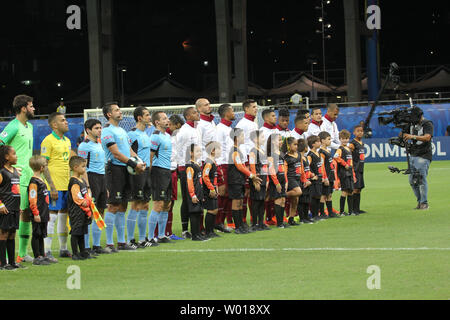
left=49, top=191, right=69, bottom=211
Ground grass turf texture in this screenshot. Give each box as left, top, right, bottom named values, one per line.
left=1, top=161, right=449, bottom=300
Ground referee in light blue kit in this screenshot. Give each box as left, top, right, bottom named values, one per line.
left=77, top=119, right=110, bottom=255
left=126, top=107, right=154, bottom=249
left=147, top=111, right=173, bottom=245
left=101, top=102, right=146, bottom=252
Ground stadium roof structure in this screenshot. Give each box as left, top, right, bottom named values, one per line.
left=201, top=80, right=268, bottom=98
left=268, top=72, right=336, bottom=96
left=128, top=77, right=200, bottom=103
left=406, top=65, right=450, bottom=90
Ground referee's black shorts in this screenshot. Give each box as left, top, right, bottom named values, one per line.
left=151, top=166, right=172, bottom=201
left=88, top=172, right=107, bottom=209
left=131, top=167, right=152, bottom=202
left=105, top=162, right=132, bottom=205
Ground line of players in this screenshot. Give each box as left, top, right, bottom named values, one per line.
left=72, top=99, right=367, bottom=252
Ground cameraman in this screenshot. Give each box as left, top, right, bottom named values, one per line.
left=401, top=107, right=433, bottom=210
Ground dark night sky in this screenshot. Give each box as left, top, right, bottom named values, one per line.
left=0, top=0, right=449, bottom=114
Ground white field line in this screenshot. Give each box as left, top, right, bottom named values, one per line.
left=122, top=247, right=450, bottom=253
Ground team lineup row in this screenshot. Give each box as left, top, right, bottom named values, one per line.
left=0, top=96, right=366, bottom=269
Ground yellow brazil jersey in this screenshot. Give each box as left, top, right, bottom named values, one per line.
left=41, top=131, right=71, bottom=191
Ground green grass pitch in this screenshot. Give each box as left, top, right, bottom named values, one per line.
left=1, top=161, right=449, bottom=300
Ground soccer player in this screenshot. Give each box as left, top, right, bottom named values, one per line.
left=228, top=128, right=262, bottom=234
left=318, top=131, right=339, bottom=219
left=235, top=99, right=259, bottom=229
left=126, top=107, right=153, bottom=248
left=101, top=102, right=146, bottom=252
left=148, top=111, right=173, bottom=244
left=349, top=125, right=366, bottom=214
left=78, top=119, right=109, bottom=254
left=0, top=94, right=35, bottom=263
left=259, top=109, right=279, bottom=226
left=164, top=115, right=185, bottom=240
left=186, top=144, right=207, bottom=241
left=41, top=112, right=75, bottom=261
left=248, top=130, right=270, bottom=231
left=67, top=156, right=95, bottom=260
left=215, top=104, right=235, bottom=233
left=291, top=114, right=310, bottom=141
left=296, top=109, right=311, bottom=124
left=266, top=133, right=288, bottom=228
left=334, top=130, right=357, bottom=216
left=276, top=108, right=292, bottom=139
left=306, top=107, right=324, bottom=137
left=306, top=135, right=325, bottom=222
left=28, top=155, right=51, bottom=265
left=282, top=137, right=302, bottom=226
left=202, top=141, right=220, bottom=238
left=322, top=103, right=341, bottom=150
left=176, top=107, right=201, bottom=239
left=0, top=145, right=26, bottom=270
left=297, top=139, right=314, bottom=224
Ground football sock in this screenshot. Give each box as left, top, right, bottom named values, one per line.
left=340, top=196, right=346, bottom=213
left=71, top=235, right=79, bottom=255
left=347, top=195, right=354, bottom=213
left=44, top=214, right=57, bottom=252
left=205, top=213, right=215, bottom=234
left=0, top=240, right=6, bottom=266
left=216, top=196, right=225, bottom=225
left=250, top=200, right=259, bottom=226
left=257, top=201, right=265, bottom=226
left=115, top=211, right=126, bottom=244
left=275, top=204, right=284, bottom=226
left=104, top=212, right=115, bottom=245
left=138, top=210, right=148, bottom=241
left=6, top=239, right=15, bottom=265
left=18, top=220, right=31, bottom=258
left=84, top=224, right=91, bottom=249
left=148, top=210, right=159, bottom=240
left=126, top=209, right=138, bottom=242
left=78, top=235, right=86, bottom=254
left=166, top=203, right=174, bottom=236
left=242, top=196, right=248, bottom=223
left=31, top=235, right=40, bottom=258
left=180, top=200, right=189, bottom=232
left=158, top=212, right=169, bottom=239
left=353, top=193, right=361, bottom=212
left=326, top=201, right=333, bottom=215
left=319, top=202, right=325, bottom=217
left=232, top=210, right=241, bottom=229
left=92, top=221, right=102, bottom=247
left=57, top=212, right=69, bottom=251
left=225, top=199, right=233, bottom=225
left=311, top=198, right=320, bottom=218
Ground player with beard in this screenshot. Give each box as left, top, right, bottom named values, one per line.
left=0, top=95, right=36, bottom=263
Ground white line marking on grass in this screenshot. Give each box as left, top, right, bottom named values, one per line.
left=142, top=247, right=450, bottom=253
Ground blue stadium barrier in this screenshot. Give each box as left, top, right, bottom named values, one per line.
left=1, top=103, right=449, bottom=157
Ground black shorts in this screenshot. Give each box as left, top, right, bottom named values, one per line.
left=0, top=211, right=19, bottom=230
left=339, top=174, right=354, bottom=192
left=88, top=172, right=107, bottom=209
left=105, top=163, right=132, bottom=204
left=268, top=174, right=286, bottom=199
left=249, top=175, right=267, bottom=201
left=321, top=183, right=334, bottom=196
left=151, top=166, right=172, bottom=201
left=228, top=184, right=245, bottom=200
left=309, top=180, right=322, bottom=199
left=203, top=194, right=218, bottom=211
left=131, top=167, right=152, bottom=202
left=287, top=176, right=301, bottom=192
left=354, top=171, right=365, bottom=190
left=32, top=221, right=48, bottom=238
